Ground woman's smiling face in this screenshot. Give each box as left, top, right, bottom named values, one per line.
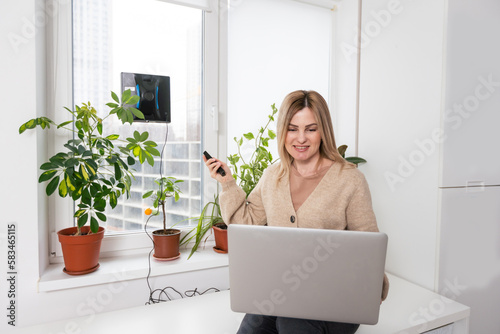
left=285, top=107, right=322, bottom=164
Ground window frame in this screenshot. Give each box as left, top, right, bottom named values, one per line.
left=46, top=0, right=225, bottom=260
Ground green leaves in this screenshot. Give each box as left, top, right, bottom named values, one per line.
left=19, top=90, right=163, bottom=233
left=243, top=132, right=254, bottom=140
left=114, top=162, right=122, bottom=180
left=143, top=176, right=184, bottom=231
left=135, top=130, right=149, bottom=142
left=180, top=195, right=223, bottom=259
left=90, top=217, right=99, bottom=233
left=126, top=130, right=160, bottom=166
left=108, top=89, right=145, bottom=124
left=109, top=192, right=117, bottom=208
left=111, top=91, right=120, bottom=103
left=77, top=213, right=88, bottom=228
left=59, top=178, right=68, bottom=197
left=75, top=188, right=109, bottom=233
left=227, top=103, right=279, bottom=197
left=122, top=89, right=131, bottom=104
left=19, top=117, right=56, bottom=134
left=142, top=190, right=154, bottom=199
left=337, top=144, right=348, bottom=158
left=39, top=170, right=57, bottom=182
left=46, top=177, right=60, bottom=196
left=185, top=103, right=281, bottom=259
left=337, top=144, right=367, bottom=166
left=345, top=156, right=367, bottom=165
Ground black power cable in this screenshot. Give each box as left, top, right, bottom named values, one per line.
left=143, top=122, right=221, bottom=305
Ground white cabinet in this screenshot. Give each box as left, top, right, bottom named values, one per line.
left=357, top=0, right=500, bottom=332
left=439, top=187, right=500, bottom=334
left=438, top=2, right=500, bottom=332
left=422, top=323, right=454, bottom=334
left=440, top=0, right=500, bottom=187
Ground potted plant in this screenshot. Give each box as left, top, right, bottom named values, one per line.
left=143, top=176, right=184, bottom=260
left=181, top=104, right=279, bottom=258
left=181, top=195, right=225, bottom=258
left=211, top=206, right=228, bottom=254
left=19, top=90, right=160, bottom=275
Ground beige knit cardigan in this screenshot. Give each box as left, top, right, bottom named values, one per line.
left=220, top=162, right=379, bottom=230
left=220, top=162, right=389, bottom=300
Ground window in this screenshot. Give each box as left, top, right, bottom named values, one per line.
left=48, top=0, right=220, bottom=258
left=72, top=0, right=203, bottom=234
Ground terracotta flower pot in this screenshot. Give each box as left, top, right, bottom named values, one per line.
left=152, top=229, right=181, bottom=260
left=213, top=223, right=228, bottom=253
left=57, top=226, right=105, bottom=275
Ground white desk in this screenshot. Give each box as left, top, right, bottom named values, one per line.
left=356, top=274, right=470, bottom=334
left=14, top=274, right=469, bottom=334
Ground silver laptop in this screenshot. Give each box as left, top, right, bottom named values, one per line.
left=228, top=224, right=388, bottom=325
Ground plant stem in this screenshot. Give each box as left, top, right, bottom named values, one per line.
left=236, top=143, right=247, bottom=166
left=162, top=200, right=167, bottom=233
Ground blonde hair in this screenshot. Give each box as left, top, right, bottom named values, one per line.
left=276, top=90, right=351, bottom=180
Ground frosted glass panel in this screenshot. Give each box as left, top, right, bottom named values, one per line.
left=227, top=0, right=332, bottom=160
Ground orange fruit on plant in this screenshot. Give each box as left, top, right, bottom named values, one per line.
left=144, top=208, right=152, bottom=215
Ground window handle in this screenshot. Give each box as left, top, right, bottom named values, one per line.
left=211, top=105, right=218, bottom=132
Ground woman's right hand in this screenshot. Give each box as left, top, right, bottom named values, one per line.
left=203, top=155, right=232, bottom=184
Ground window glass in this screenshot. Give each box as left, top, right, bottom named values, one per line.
left=73, top=0, right=202, bottom=234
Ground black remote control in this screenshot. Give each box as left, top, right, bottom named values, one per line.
left=203, top=151, right=226, bottom=176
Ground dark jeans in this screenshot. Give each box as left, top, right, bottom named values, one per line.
left=236, top=314, right=360, bottom=334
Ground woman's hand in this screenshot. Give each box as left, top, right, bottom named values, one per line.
left=203, top=155, right=232, bottom=183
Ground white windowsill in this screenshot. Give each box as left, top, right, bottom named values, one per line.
left=38, top=244, right=228, bottom=292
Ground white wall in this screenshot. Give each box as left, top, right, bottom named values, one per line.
left=0, top=1, right=228, bottom=331
left=1, top=0, right=45, bottom=329
left=357, top=0, right=447, bottom=290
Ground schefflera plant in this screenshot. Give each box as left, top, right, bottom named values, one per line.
left=19, top=90, right=160, bottom=235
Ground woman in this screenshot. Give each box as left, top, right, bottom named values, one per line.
left=204, top=90, right=389, bottom=334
